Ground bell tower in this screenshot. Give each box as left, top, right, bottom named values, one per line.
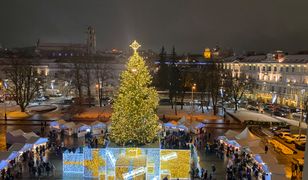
left=87, top=26, right=96, bottom=55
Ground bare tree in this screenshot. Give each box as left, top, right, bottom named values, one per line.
left=94, top=64, right=113, bottom=107
left=72, top=63, right=84, bottom=104
left=224, top=71, right=256, bottom=112
left=5, top=59, right=40, bottom=112
left=83, top=63, right=93, bottom=107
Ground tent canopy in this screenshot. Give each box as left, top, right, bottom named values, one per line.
left=235, top=127, right=261, bottom=141
left=224, top=130, right=238, bottom=140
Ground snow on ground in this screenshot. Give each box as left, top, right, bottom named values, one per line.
left=157, top=105, right=220, bottom=121
left=73, top=105, right=112, bottom=120
left=7, top=111, right=31, bottom=119
left=228, top=109, right=307, bottom=129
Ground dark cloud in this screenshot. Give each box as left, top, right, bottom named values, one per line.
left=1, top=0, right=308, bottom=53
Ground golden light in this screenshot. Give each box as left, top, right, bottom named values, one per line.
left=96, top=84, right=99, bottom=88
left=130, top=40, right=141, bottom=53
left=203, top=48, right=211, bottom=59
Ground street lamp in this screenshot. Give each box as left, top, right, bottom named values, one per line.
left=191, top=83, right=196, bottom=112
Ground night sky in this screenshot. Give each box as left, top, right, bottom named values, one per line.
left=1, top=0, right=308, bottom=53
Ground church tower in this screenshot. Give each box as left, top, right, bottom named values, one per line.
left=87, top=26, right=96, bottom=55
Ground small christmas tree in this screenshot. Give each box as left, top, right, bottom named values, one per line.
left=110, top=41, right=159, bottom=146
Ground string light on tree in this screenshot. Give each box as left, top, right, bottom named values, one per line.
left=110, top=40, right=159, bottom=146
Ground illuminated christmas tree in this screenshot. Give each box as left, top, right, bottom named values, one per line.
left=110, top=40, right=159, bottom=146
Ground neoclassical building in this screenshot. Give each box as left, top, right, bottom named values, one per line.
left=222, top=52, right=308, bottom=107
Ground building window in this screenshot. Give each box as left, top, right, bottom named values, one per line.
left=283, top=88, right=286, bottom=93
left=292, top=67, right=295, bottom=72
left=262, top=66, right=266, bottom=71
left=268, top=66, right=271, bottom=71
left=274, top=67, right=277, bottom=71
left=253, top=66, right=256, bottom=71
left=271, top=86, right=275, bottom=92
left=249, top=66, right=252, bottom=70
left=280, top=67, right=283, bottom=72
left=286, top=67, right=289, bottom=72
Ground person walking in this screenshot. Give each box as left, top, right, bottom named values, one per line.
left=264, top=145, right=268, bottom=154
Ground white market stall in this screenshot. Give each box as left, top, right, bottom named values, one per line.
left=235, top=127, right=261, bottom=148
left=91, top=121, right=106, bottom=135
left=6, top=129, right=39, bottom=145
left=50, top=119, right=66, bottom=132
left=190, top=121, right=206, bottom=134
left=61, top=122, right=76, bottom=136
left=163, top=122, right=177, bottom=130
left=75, top=123, right=91, bottom=137
left=176, top=124, right=189, bottom=132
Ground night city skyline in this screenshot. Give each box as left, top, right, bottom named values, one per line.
left=1, top=0, right=308, bottom=53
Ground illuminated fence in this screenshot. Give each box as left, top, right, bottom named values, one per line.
left=63, top=147, right=190, bottom=180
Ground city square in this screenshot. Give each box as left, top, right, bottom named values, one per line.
left=0, top=1, right=308, bottom=180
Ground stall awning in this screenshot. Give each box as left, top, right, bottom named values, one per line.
left=0, top=151, right=19, bottom=161
left=26, top=137, right=48, bottom=145
left=0, top=160, right=8, bottom=170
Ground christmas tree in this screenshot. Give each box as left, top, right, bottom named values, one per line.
left=110, top=41, right=159, bottom=146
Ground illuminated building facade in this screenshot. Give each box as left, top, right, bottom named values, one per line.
left=223, top=52, right=308, bottom=107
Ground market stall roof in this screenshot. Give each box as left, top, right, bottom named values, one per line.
left=217, top=136, right=228, bottom=142
left=224, top=130, right=238, bottom=140
left=235, top=127, right=261, bottom=141
left=61, top=122, right=76, bottom=129
left=50, top=119, right=66, bottom=127
left=245, top=146, right=264, bottom=154
left=0, top=160, right=8, bottom=170
left=8, top=129, right=25, bottom=136
left=190, top=121, right=205, bottom=129
left=23, top=132, right=39, bottom=140
left=164, top=122, right=177, bottom=128
left=0, top=151, right=18, bottom=161
left=178, top=116, right=187, bottom=124
left=177, top=124, right=189, bottom=131
left=8, top=143, right=32, bottom=153
left=227, top=140, right=241, bottom=148
left=26, top=137, right=48, bottom=145
left=91, top=121, right=106, bottom=129
left=75, top=123, right=91, bottom=131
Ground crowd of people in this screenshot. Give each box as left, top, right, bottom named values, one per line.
left=1, top=145, right=55, bottom=180
left=161, top=130, right=191, bottom=149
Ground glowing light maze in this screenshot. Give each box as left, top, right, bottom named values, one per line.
left=63, top=147, right=190, bottom=180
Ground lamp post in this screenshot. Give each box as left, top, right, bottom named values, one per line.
left=191, top=83, right=196, bottom=112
